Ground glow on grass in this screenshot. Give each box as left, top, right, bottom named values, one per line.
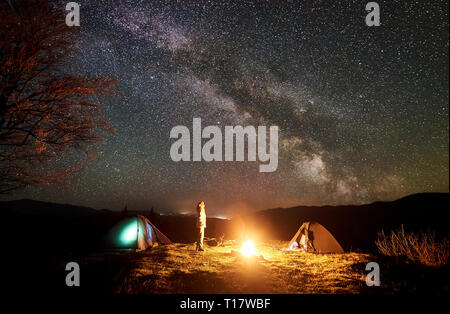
left=241, top=240, right=257, bottom=257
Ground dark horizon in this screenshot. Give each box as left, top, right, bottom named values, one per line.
left=3, top=192, right=448, bottom=218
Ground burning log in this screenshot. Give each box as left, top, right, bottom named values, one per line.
left=230, top=240, right=264, bottom=260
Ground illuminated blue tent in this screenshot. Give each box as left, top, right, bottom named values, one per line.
left=106, top=215, right=172, bottom=251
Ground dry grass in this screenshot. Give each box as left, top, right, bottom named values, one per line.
left=68, top=239, right=449, bottom=294
left=87, top=240, right=374, bottom=294
left=376, top=226, right=449, bottom=267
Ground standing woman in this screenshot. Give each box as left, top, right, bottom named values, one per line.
left=196, top=201, right=206, bottom=251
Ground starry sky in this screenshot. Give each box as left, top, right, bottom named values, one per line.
left=10, top=0, right=449, bottom=216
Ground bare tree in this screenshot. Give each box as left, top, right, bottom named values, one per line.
left=0, top=0, right=117, bottom=194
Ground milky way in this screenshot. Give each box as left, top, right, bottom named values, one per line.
left=12, top=0, right=449, bottom=216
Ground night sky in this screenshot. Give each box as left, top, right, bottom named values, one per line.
left=10, top=0, right=449, bottom=216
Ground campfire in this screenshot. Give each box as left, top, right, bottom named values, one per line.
left=241, top=240, right=257, bottom=257
left=230, top=239, right=263, bottom=260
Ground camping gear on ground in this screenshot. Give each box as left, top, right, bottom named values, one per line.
left=288, top=221, right=344, bottom=253
left=106, top=215, right=172, bottom=251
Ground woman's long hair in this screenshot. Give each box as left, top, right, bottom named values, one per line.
left=197, top=201, right=205, bottom=214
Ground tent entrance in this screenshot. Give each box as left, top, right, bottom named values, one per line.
left=288, top=221, right=344, bottom=253
left=106, top=215, right=172, bottom=251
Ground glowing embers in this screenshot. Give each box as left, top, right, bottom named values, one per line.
left=241, top=240, right=257, bottom=257
left=230, top=239, right=264, bottom=260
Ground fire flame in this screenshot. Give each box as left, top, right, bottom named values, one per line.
left=241, top=240, right=257, bottom=257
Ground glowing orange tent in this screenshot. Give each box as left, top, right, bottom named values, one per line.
left=288, top=222, right=344, bottom=253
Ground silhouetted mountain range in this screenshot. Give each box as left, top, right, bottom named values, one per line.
left=1, top=192, right=448, bottom=252
left=246, top=192, right=449, bottom=251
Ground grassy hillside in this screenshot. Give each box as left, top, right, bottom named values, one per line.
left=16, top=240, right=447, bottom=294
left=109, top=241, right=370, bottom=294
left=2, top=194, right=448, bottom=295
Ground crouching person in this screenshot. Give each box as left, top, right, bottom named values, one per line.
left=196, top=201, right=206, bottom=251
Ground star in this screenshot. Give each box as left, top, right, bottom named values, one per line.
left=10, top=0, right=448, bottom=215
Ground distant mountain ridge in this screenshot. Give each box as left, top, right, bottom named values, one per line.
left=248, top=192, right=449, bottom=251
left=2, top=192, right=448, bottom=216
left=1, top=193, right=448, bottom=251
left=0, top=198, right=107, bottom=216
